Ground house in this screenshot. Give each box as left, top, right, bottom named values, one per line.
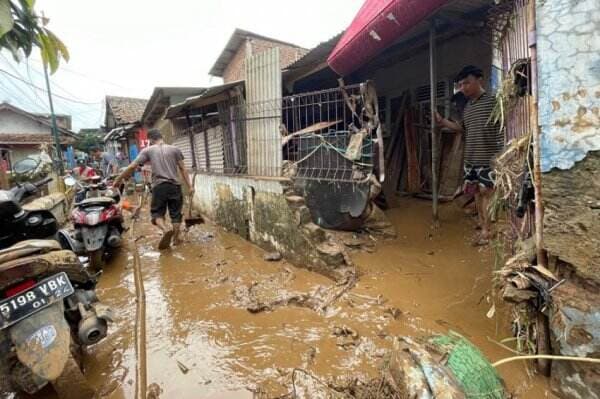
left=0, top=102, right=76, bottom=171
left=286, top=1, right=599, bottom=397
left=141, top=87, right=206, bottom=145
left=209, top=28, right=309, bottom=83
left=164, top=2, right=597, bottom=397
left=165, top=30, right=371, bottom=277
left=103, top=95, right=148, bottom=163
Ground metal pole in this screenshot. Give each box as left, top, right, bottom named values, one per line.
left=429, top=20, right=439, bottom=221
left=42, top=63, right=65, bottom=176
left=528, top=0, right=545, bottom=267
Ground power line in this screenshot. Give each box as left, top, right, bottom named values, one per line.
left=0, top=73, right=47, bottom=113
left=0, top=53, right=49, bottom=111
left=0, top=68, right=101, bottom=105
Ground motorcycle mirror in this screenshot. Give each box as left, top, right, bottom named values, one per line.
left=12, top=157, right=40, bottom=175
left=64, top=176, right=77, bottom=187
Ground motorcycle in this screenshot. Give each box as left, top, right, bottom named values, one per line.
left=0, top=158, right=67, bottom=249
left=57, top=175, right=125, bottom=269
left=0, top=160, right=112, bottom=397
left=0, top=241, right=112, bottom=397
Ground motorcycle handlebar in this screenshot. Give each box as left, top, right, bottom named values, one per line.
left=34, top=176, right=53, bottom=187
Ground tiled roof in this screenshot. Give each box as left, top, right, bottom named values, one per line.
left=0, top=133, right=75, bottom=145
left=106, top=96, right=148, bottom=125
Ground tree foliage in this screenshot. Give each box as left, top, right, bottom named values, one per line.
left=0, top=0, right=68, bottom=73
left=74, top=130, right=103, bottom=154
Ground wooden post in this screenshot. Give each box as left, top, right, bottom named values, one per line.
left=185, top=112, right=198, bottom=170
left=429, top=20, right=439, bottom=221
left=528, top=0, right=545, bottom=267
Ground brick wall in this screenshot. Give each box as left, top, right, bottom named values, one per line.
left=222, top=38, right=308, bottom=83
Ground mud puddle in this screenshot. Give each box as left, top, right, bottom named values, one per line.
left=12, top=198, right=556, bottom=398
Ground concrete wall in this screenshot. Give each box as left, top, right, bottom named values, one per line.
left=223, top=38, right=307, bottom=83
left=192, top=173, right=348, bottom=277
left=537, top=0, right=600, bottom=172
left=0, top=109, right=53, bottom=134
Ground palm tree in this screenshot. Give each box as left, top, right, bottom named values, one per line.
left=0, top=0, right=68, bottom=73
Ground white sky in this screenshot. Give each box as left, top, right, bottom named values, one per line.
left=0, top=0, right=364, bottom=131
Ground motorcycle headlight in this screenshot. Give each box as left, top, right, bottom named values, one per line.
left=27, top=214, right=43, bottom=226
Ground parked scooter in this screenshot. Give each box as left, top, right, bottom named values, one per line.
left=0, top=241, right=112, bottom=397
left=57, top=175, right=125, bottom=269
left=0, top=158, right=67, bottom=249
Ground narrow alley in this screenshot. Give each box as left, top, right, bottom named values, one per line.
left=28, top=198, right=552, bottom=398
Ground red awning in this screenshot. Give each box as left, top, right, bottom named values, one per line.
left=328, top=0, right=449, bottom=76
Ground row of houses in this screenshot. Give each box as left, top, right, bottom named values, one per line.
left=102, top=1, right=598, bottom=397
left=0, top=101, right=76, bottom=176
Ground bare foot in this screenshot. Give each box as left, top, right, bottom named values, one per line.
left=158, top=230, right=174, bottom=250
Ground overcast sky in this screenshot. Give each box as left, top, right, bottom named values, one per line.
left=0, top=0, right=363, bottom=131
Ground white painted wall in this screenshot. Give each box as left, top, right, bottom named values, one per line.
left=0, top=109, right=53, bottom=134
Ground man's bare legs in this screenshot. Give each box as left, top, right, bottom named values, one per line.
left=154, top=217, right=168, bottom=232
left=154, top=217, right=174, bottom=250
left=172, top=223, right=182, bottom=245
left=474, top=186, right=493, bottom=244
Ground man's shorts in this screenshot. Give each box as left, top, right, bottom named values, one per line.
left=463, top=165, right=495, bottom=192
left=150, top=182, right=183, bottom=224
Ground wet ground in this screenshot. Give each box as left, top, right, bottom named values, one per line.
left=15, top=198, right=557, bottom=398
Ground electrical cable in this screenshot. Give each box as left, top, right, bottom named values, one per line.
left=0, top=68, right=101, bottom=105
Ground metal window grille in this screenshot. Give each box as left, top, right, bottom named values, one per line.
left=174, top=84, right=377, bottom=183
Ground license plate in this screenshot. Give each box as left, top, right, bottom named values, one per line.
left=0, top=273, right=74, bottom=330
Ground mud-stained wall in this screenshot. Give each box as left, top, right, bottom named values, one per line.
left=537, top=0, right=600, bottom=172
left=544, top=151, right=600, bottom=398
left=192, top=174, right=347, bottom=276
left=543, top=151, right=600, bottom=283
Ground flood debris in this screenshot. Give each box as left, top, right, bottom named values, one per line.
left=264, top=252, right=283, bottom=262
left=176, top=360, right=190, bottom=374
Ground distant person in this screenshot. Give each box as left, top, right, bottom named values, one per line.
left=91, top=147, right=119, bottom=177
left=73, top=159, right=97, bottom=180
left=436, top=65, right=503, bottom=245
left=113, top=129, right=192, bottom=249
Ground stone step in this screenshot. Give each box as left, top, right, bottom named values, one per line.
left=302, top=222, right=326, bottom=243
left=285, top=195, right=305, bottom=207
left=316, top=241, right=345, bottom=266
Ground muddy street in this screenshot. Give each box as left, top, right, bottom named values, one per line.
left=19, top=198, right=555, bottom=399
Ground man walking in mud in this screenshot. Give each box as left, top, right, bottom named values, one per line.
left=113, top=129, right=193, bottom=249
left=436, top=65, right=503, bottom=245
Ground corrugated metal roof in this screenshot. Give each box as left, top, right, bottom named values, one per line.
left=209, top=29, right=307, bottom=77
left=165, top=81, right=244, bottom=119
left=141, top=87, right=206, bottom=126
left=328, top=0, right=491, bottom=76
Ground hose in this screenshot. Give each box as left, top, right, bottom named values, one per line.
left=493, top=354, right=600, bottom=368
left=130, top=209, right=147, bottom=399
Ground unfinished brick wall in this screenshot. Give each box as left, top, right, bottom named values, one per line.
left=222, top=38, right=308, bottom=83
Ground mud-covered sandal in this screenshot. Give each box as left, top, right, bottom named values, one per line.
left=158, top=230, right=174, bottom=250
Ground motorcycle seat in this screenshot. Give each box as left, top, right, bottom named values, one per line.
left=0, top=239, right=61, bottom=265
left=22, top=193, right=66, bottom=212
left=77, top=197, right=115, bottom=207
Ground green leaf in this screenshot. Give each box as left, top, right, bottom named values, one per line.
left=38, top=31, right=58, bottom=73
left=46, top=28, right=68, bottom=62
left=0, top=0, right=14, bottom=38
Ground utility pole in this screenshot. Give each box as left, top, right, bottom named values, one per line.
left=43, top=63, right=65, bottom=175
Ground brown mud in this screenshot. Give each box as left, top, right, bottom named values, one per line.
left=11, top=198, right=557, bottom=399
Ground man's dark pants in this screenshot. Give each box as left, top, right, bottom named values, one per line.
left=150, top=182, right=183, bottom=224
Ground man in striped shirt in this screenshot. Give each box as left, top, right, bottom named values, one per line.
left=436, top=65, right=503, bottom=245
